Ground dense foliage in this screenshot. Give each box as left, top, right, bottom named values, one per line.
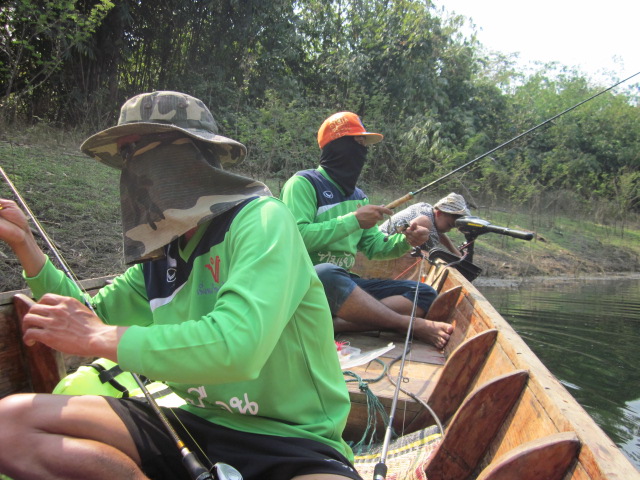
left=1, top=0, right=638, bottom=214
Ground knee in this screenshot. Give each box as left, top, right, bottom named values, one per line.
left=0, top=394, right=33, bottom=460
left=0, top=394, right=32, bottom=427
left=315, top=263, right=347, bottom=286
left=314, top=263, right=356, bottom=315
left=417, top=284, right=438, bottom=311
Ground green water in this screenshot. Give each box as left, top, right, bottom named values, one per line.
left=478, top=276, right=640, bottom=471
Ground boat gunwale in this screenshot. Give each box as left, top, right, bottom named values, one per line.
left=440, top=266, right=639, bottom=479
left=0, top=266, right=638, bottom=478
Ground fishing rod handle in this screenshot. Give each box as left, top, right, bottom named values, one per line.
left=183, top=450, right=215, bottom=480
left=373, top=462, right=388, bottom=480
left=385, top=193, right=414, bottom=210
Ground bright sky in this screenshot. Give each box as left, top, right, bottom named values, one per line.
left=437, top=0, right=639, bottom=84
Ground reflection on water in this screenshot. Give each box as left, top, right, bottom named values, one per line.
left=478, top=277, right=640, bottom=470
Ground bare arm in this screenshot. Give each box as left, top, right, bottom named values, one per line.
left=22, top=293, right=126, bottom=361
left=402, top=218, right=430, bottom=247
left=438, top=233, right=462, bottom=256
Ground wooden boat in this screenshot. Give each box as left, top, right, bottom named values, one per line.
left=1, top=255, right=638, bottom=480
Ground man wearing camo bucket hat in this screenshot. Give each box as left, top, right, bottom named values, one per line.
left=0, top=92, right=362, bottom=480
left=81, top=90, right=270, bottom=264
left=379, top=192, right=471, bottom=256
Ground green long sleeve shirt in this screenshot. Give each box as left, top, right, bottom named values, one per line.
left=280, top=167, right=410, bottom=271
left=26, top=196, right=354, bottom=459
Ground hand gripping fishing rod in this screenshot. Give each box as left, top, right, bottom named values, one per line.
left=0, top=166, right=241, bottom=480
left=385, top=70, right=640, bottom=211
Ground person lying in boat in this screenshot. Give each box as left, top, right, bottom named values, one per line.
left=280, top=111, right=453, bottom=349
left=378, top=192, right=471, bottom=256
left=0, top=91, right=363, bottom=480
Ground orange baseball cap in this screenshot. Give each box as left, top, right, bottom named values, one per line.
left=317, top=112, right=383, bottom=149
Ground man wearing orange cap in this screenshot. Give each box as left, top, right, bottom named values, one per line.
left=280, top=112, right=454, bottom=348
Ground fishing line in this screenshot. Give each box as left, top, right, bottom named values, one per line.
left=0, top=166, right=240, bottom=480
left=373, top=252, right=426, bottom=480
left=386, top=70, right=640, bottom=210
left=384, top=355, right=444, bottom=435
left=0, top=166, right=82, bottom=288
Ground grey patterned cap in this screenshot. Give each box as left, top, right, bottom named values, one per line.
left=80, top=91, right=246, bottom=168
left=434, top=193, right=470, bottom=216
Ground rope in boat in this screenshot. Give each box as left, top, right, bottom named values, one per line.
left=344, top=365, right=394, bottom=455
left=392, top=256, right=422, bottom=280
left=343, top=349, right=445, bottom=456
left=385, top=354, right=444, bottom=436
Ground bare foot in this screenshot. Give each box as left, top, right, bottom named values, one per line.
left=412, top=318, right=454, bottom=349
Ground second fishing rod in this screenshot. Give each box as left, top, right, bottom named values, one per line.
left=385, top=70, right=640, bottom=211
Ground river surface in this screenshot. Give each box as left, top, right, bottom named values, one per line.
left=477, top=276, right=640, bottom=471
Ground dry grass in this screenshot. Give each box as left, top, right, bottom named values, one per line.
left=1, top=124, right=638, bottom=292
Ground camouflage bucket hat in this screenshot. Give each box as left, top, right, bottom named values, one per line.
left=119, top=136, right=271, bottom=264
left=80, top=91, right=246, bottom=168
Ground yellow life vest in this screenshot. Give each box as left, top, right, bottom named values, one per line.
left=52, top=358, right=185, bottom=407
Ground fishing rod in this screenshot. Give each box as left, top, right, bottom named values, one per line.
left=373, top=252, right=427, bottom=480
left=385, top=70, right=640, bottom=210
left=0, top=166, right=241, bottom=480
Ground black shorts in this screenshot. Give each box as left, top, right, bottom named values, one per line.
left=106, top=397, right=362, bottom=480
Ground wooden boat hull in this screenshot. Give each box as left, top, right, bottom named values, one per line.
left=343, top=253, right=639, bottom=479
left=1, top=260, right=638, bottom=479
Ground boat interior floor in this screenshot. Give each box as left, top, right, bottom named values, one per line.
left=335, top=331, right=445, bottom=442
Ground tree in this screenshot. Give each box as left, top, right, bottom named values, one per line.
left=0, top=0, right=114, bottom=120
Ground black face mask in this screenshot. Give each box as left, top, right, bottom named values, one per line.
left=319, top=136, right=368, bottom=196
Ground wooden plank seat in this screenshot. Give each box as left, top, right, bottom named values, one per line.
left=425, top=285, right=463, bottom=324
left=475, top=431, right=581, bottom=480
left=342, top=327, right=498, bottom=440
left=424, top=369, right=529, bottom=480
left=353, top=369, right=530, bottom=480
left=407, top=328, right=498, bottom=431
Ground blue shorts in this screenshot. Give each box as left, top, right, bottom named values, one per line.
left=315, top=263, right=437, bottom=315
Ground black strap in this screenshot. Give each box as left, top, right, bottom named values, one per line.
left=89, top=362, right=131, bottom=398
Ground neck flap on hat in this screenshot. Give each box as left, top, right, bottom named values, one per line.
left=319, top=136, right=367, bottom=196
left=119, top=136, right=271, bottom=264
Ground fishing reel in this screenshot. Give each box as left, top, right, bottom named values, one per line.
left=213, top=463, right=243, bottom=480
left=183, top=459, right=242, bottom=480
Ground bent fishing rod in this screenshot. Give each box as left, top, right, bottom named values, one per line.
left=373, top=253, right=429, bottom=480
left=0, top=166, right=241, bottom=480
left=386, top=70, right=640, bottom=210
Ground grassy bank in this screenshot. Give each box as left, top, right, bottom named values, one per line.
left=1, top=128, right=638, bottom=293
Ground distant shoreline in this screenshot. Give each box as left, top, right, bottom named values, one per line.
left=474, top=272, right=640, bottom=288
